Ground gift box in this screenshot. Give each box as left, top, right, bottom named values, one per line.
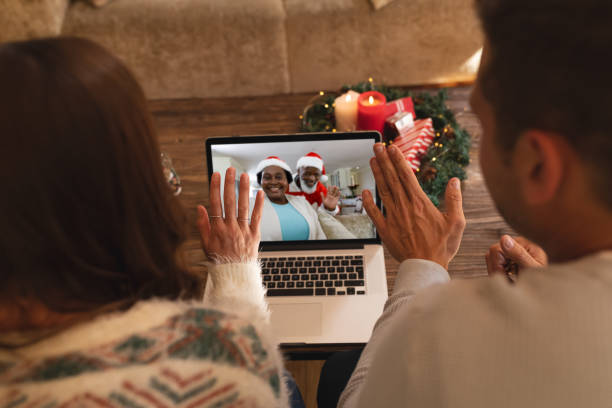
left=389, top=118, right=434, bottom=171
left=386, top=97, right=415, bottom=119
left=382, top=111, right=415, bottom=143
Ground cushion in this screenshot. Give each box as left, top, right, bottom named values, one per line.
left=318, top=212, right=356, bottom=239
left=85, top=0, right=113, bottom=8
left=369, top=0, right=395, bottom=10
left=0, top=0, right=69, bottom=42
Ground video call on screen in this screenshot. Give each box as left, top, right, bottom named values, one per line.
left=210, top=138, right=377, bottom=241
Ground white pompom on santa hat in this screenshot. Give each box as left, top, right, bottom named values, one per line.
left=255, top=156, right=292, bottom=175
left=296, top=152, right=328, bottom=182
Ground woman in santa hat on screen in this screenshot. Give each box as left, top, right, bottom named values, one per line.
left=256, top=156, right=327, bottom=241
left=288, top=152, right=340, bottom=216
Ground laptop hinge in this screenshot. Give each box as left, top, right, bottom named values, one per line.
left=260, top=242, right=365, bottom=251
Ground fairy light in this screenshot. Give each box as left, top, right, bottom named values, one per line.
left=319, top=91, right=325, bottom=96
left=324, top=104, right=329, bottom=108
left=368, top=77, right=373, bottom=83
left=332, top=129, right=337, bottom=132
left=299, top=115, right=303, bottom=119
left=432, top=157, right=437, bottom=162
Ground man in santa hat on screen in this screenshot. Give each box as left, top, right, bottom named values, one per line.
left=288, top=152, right=340, bottom=215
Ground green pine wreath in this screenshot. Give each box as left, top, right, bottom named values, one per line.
left=299, top=81, right=471, bottom=207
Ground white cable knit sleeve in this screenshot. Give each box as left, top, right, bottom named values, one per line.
left=338, top=259, right=450, bottom=408
left=205, top=260, right=269, bottom=322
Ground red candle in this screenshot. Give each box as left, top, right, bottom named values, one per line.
left=357, top=91, right=387, bottom=134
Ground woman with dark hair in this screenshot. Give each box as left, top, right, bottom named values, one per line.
left=255, top=156, right=326, bottom=241
left=0, top=38, right=291, bottom=407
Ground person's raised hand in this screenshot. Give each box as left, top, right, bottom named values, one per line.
left=362, top=143, right=466, bottom=269
left=197, top=168, right=264, bottom=262
left=486, top=235, right=548, bottom=279
left=322, top=185, right=340, bottom=211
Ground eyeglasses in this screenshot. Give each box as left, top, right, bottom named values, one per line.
left=161, top=152, right=182, bottom=196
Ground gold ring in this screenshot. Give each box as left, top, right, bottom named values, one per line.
left=209, top=215, right=222, bottom=219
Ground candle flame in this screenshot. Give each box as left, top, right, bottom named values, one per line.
left=368, top=96, right=374, bottom=105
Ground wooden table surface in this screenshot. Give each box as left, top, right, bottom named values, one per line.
left=150, top=85, right=515, bottom=294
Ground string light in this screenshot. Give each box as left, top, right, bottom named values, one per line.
left=324, top=104, right=329, bottom=108
left=368, top=77, right=373, bottom=83
left=319, top=91, right=325, bottom=96
left=332, top=129, right=337, bottom=132
left=432, top=157, right=437, bottom=162
left=299, top=115, right=303, bottom=119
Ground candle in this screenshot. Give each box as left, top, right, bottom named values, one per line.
left=357, top=91, right=387, bottom=134
left=334, top=90, right=360, bottom=132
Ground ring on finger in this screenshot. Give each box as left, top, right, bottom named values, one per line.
left=237, top=218, right=249, bottom=222
left=209, top=215, right=223, bottom=220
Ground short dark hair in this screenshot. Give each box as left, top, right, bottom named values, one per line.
left=475, top=0, right=612, bottom=208
left=257, top=169, right=293, bottom=185
left=0, top=38, right=201, bottom=318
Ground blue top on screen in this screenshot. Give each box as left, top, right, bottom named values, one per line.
left=270, top=201, right=310, bottom=240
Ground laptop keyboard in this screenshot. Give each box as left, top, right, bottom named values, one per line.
left=260, top=255, right=365, bottom=296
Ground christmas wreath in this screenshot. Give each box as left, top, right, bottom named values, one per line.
left=299, top=80, right=471, bottom=207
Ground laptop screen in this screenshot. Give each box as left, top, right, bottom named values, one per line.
left=205, top=132, right=381, bottom=250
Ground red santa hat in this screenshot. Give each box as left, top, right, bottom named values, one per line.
left=255, top=156, right=292, bottom=175
left=296, top=152, right=328, bottom=182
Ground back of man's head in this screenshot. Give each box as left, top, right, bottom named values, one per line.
left=476, top=0, right=612, bottom=209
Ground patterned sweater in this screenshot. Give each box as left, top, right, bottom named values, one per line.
left=0, top=262, right=288, bottom=407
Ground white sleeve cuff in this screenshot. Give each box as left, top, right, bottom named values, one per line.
left=318, top=204, right=340, bottom=216
left=394, top=259, right=450, bottom=295
left=206, top=261, right=268, bottom=317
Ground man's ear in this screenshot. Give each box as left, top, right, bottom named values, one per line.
left=513, top=130, right=567, bottom=205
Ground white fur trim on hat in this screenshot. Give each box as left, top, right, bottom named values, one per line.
left=296, top=156, right=324, bottom=171
left=255, top=156, right=292, bottom=174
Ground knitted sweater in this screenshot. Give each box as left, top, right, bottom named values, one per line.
left=0, top=262, right=288, bottom=407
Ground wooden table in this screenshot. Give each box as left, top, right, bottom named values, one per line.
left=150, top=85, right=514, bottom=291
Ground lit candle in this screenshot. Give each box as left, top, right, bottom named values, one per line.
left=334, top=90, right=360, bottom=132
left=357, top=91, right=387, bottom=134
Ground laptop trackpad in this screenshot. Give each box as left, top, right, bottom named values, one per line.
left=270, top=303, right=322, bottom=338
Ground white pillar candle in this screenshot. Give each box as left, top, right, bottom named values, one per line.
left=334, top=90, right=360, bottom=132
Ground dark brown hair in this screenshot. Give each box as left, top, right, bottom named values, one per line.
left=0, top=38, right=200, bottom=318
left=475, top=0, right=612, bottom=208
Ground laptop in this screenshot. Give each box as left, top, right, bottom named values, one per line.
left=205, top=132, right=388, bottom=345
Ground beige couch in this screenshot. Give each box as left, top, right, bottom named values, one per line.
left=1, top=0, right=482, bottom=99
